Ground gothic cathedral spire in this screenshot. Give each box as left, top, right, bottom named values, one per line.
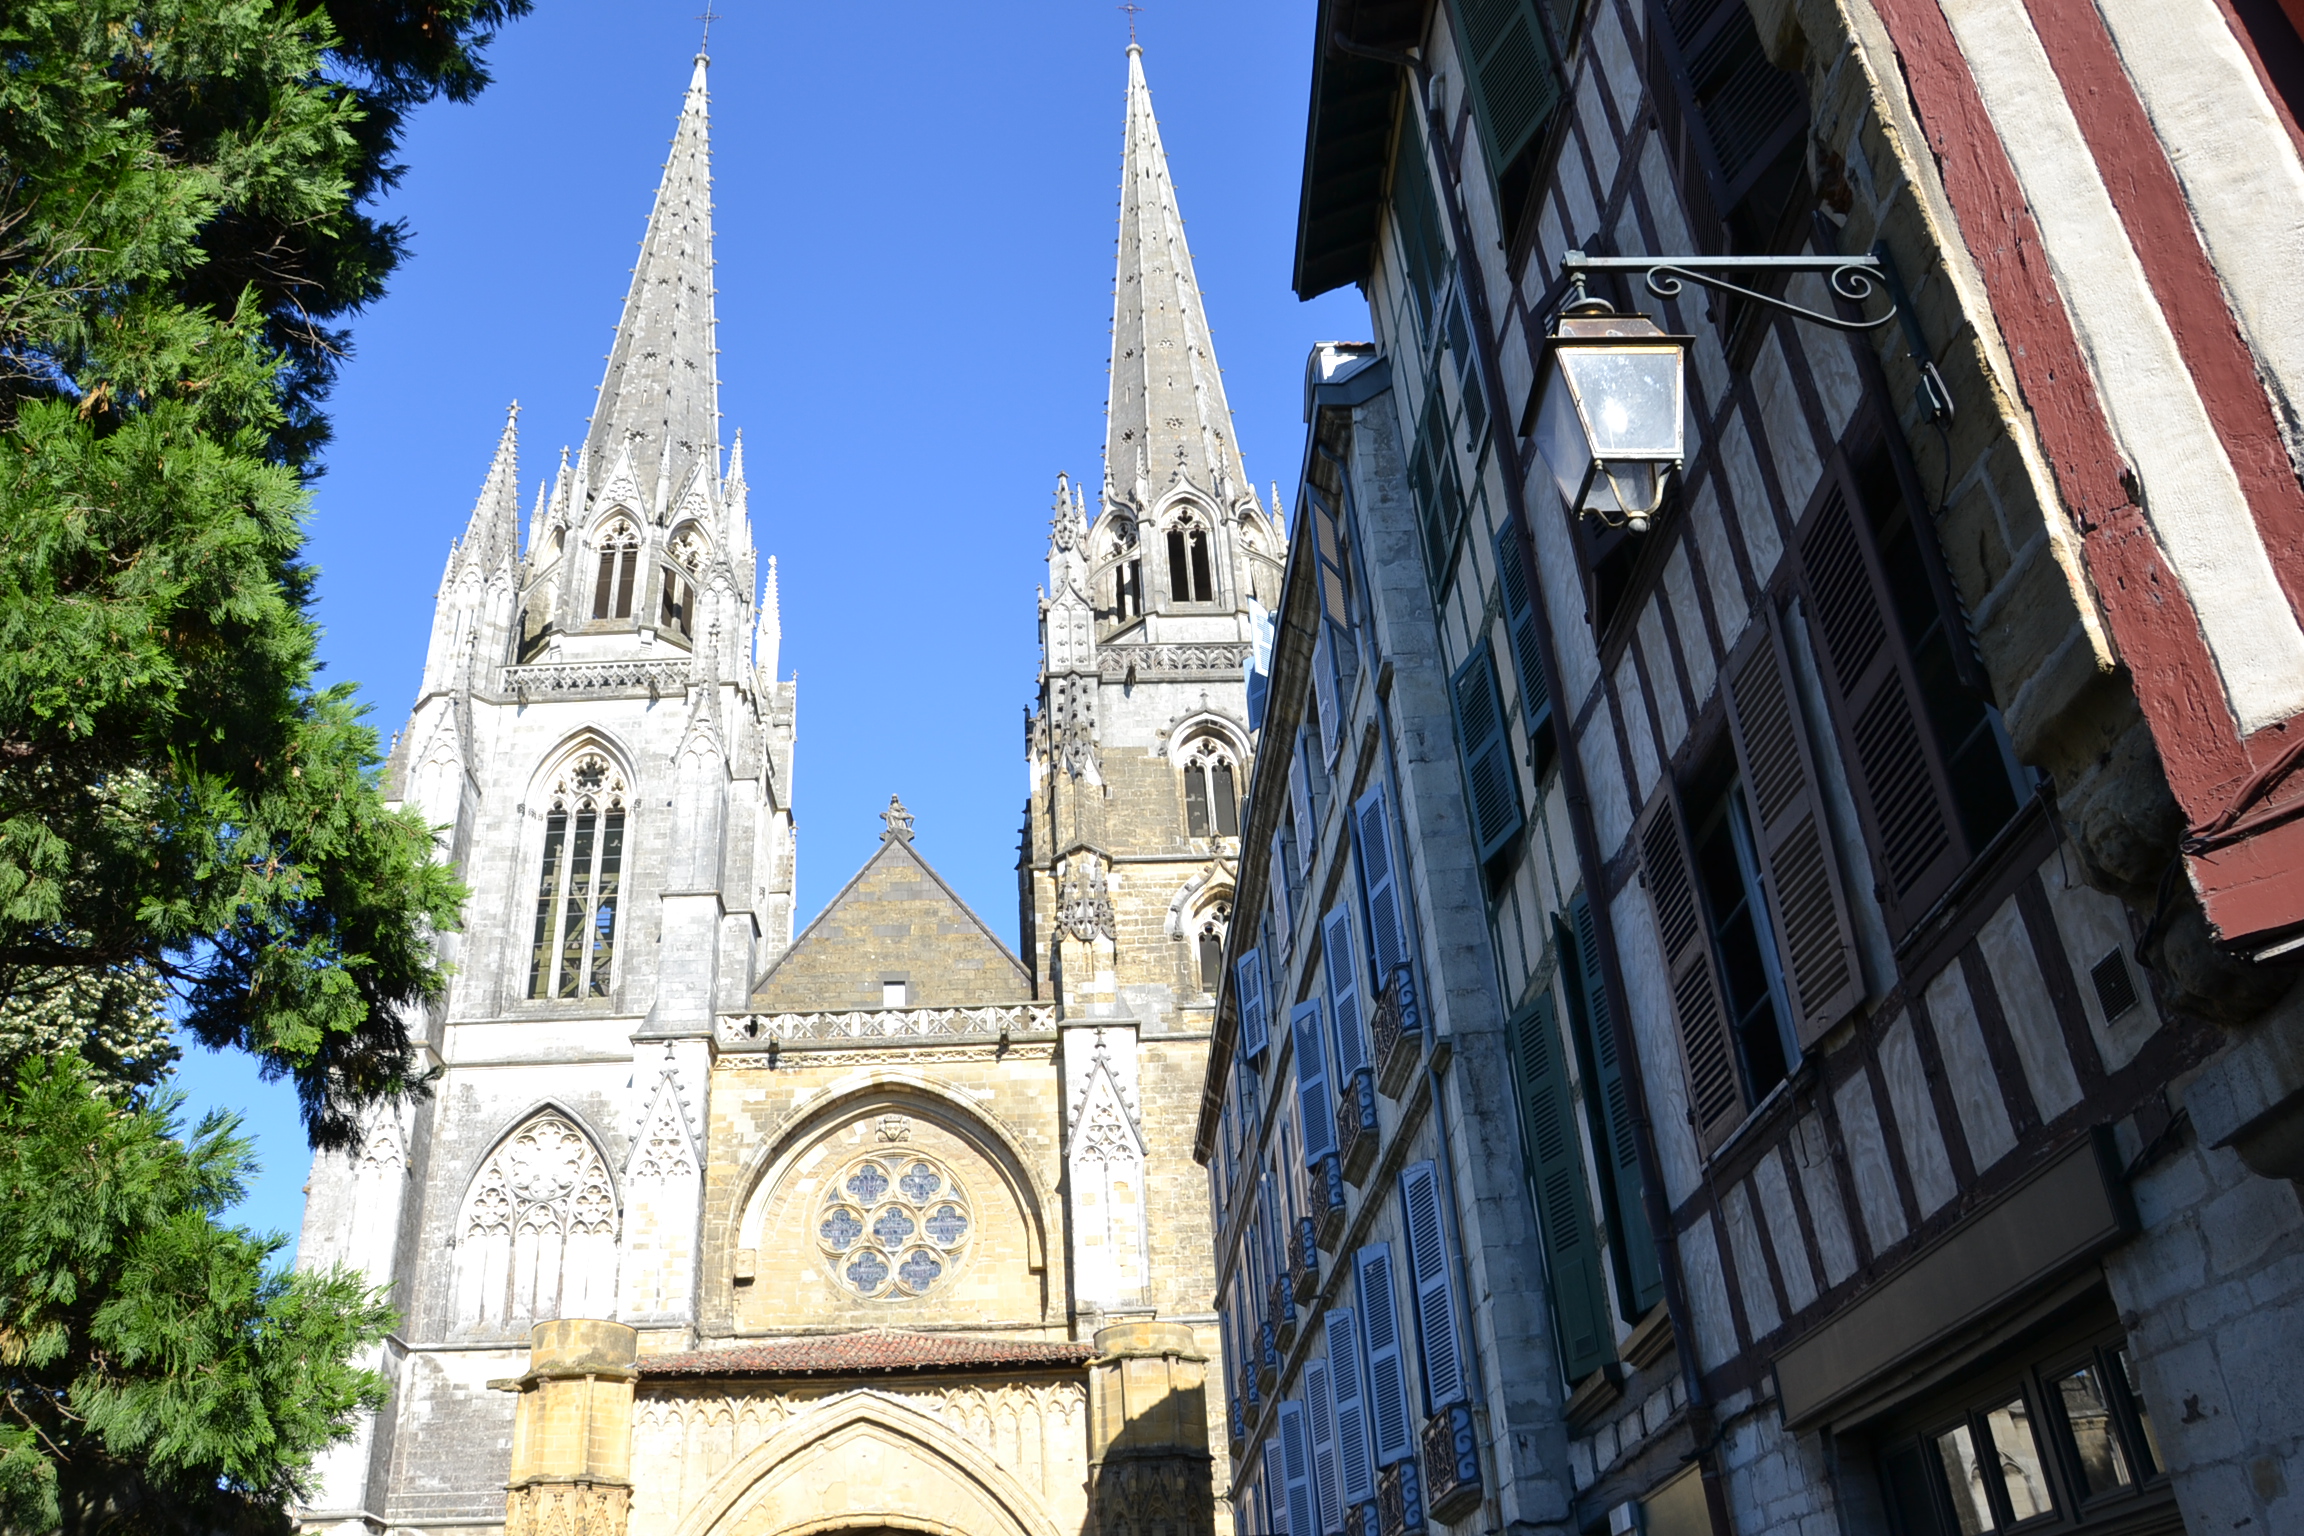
left=585, top=52, right=720, bottom=518
left=1104, top=44, right=1252, bottom=515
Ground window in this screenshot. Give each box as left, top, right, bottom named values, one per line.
left=1795, top=432, right=2026, bottom=937
left=814, top=1152, right=974, bottom=1300
left=1408, top=388, right=1466, bottom=583
left=590, top=519, right=639, bottom=620
left=452, top=1113, right=618, bottom=1329
left=1449, top=0, right=1580, bottom=249
left=1495, top=519, right=1558, bottom=777
left=527, top=753, right=627, bottom=1000
left=1103, top=516, right=1146, bottom=624
left=1506, top=985, right=1615, bottom=1382
left=1876, top=1320, right=2169, bottom=1535
left=1184, top=739, right=1241, bottom=838
left=659, top=566, right=694, bottom=639
left=1686, top=753, right=1797, bottom=1104
left=1559, top=896, right=1663, bottom=1319
left=1309, top=484, right=1359, bottom=760
left=1450, top=639, right=1523, bottom=864
left=882, top=980, right=908, bottom=1008
left=1648, top=0, right=1811, bottom=261
left=1389, top=123, right=1451, bottom=343
left=1168, top=514, right=1215, bottom=603
left=1117, top=556, right=1144, bottom=618
left=1199, top=904, right=1230, bottom=992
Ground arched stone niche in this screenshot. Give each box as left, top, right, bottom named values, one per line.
left=732, top=1084, right=1051, bottom=1332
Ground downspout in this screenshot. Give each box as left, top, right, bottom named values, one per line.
left=1411, top=69, right=1736, bottom=1536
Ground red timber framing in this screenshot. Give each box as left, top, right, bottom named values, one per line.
left=1868, top=0, right=2304, bottom=949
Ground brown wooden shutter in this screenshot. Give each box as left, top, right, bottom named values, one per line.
left=1793, top=455, right=1964, bottom=934
left=1646, top=0, right=1809, bottom=254
left=1635, top=785, right=1747, bottom=1154
left=1721, top=604, right=1863, bottom=1050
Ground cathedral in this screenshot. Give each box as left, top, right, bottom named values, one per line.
left=294, top=41, right=1278, bottom=1536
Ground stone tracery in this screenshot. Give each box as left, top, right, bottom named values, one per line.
left=453, top=1112, right=619, bottom=1329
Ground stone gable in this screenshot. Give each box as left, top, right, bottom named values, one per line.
left=751, top=828, right=1031, bottom=1012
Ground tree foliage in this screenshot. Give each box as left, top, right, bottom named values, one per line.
left=0, top=0, right=527, bottom=1148
left=0, top=1056, right=394, bottom=1535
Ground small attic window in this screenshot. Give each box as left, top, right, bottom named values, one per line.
left=882, top=980, right=908, bottom=1008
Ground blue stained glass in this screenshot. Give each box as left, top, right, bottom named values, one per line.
left=846, top=1250, right=890, bottom=1294
left=872, top=1207, right=917, bottom=1246
left=900, top=1162, right=941, bottom=1201
left=820, top=1206, right=863, bottom=1250
left=926, top=1204, right=969, bottom=1246
left=897, top=1248, right=944, bottom=1293
left=846, top=1162, right=890, bottom=1203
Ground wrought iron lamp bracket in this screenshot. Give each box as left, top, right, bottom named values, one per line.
left=1559, top=250, right=1897, bottom=334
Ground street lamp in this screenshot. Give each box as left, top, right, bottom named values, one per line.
left=1526, top=303, right=1690, bottom=535
left=1523, top=249, right=1918, bottom=537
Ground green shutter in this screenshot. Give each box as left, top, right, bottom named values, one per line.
left=1564, top=897, right=1665, bottom=1319
left=1389, top=130, right=1451, bottom=340
left=1452, top=0, right=1565, bottom=179
left=1450, top=640, right=1522, bottom=863
left=1494, top=520, right=1556, bottom=777
left=1510, top=992, right=1614, bottom=1382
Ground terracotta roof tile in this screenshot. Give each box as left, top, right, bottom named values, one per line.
left=639, top=1330, right=1094, bottom=1379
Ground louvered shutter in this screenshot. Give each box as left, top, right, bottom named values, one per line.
left=1312, top=628, right=1343, bottom=762
left=1353, top=1245, right=1414, bottom=1464
left=1509, top=994, right=1614, bottom=1381
left=1565, top=898, right=1664, bottom=1318
left=1453, top=0, right=1565, bottom=178
left=1280, top=1400, right=1316, bottom=1536
left=1237, top=949, right=1269, bottom=1059
left=1271, top=829, right=1296, bottom=958
left=1264, top=1441, right=1290, bottom=1536
left=1636, top=785, right=1749, bottom=1154
left=1721, top=606, right=1863, bottom=1048
left=1646, top=0, right=1809, bottom=253
left=1353, top=785, right=1409, bottom=987
left=1291, top=748, right=1318, bottom=880
left=1400, top=1159, right=1467, bottom=1408
left=1322, top=907, right=1369, bottom=1079
left=1327, top=1308, right=1375, bottom=1503
left=1451, top=640, right=1524, bottom=862
left=1495, top=521, right=1556, bottom=774
left=1292, top=1000, right=1339, bottom=1164
left=1307, top=1358, right=1342, bottom=1534
left=1794, top=458, right=1965, bottom=934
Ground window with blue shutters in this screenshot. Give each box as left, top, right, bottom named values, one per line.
left=1352, top=785, right=1410, bottom=992
left=1307, top=1357, right=1342, bottom=1535
left=1264, top=1440, right=1290, bottom=1536
left=1563, top=897, right=1665, bottom=1319
left=1448, top=0, right=1580, bottom=245
left=1451, top=639, right=1523, bottom=864
left=1507, top=989, right=1615, bottom=1382
left=1401, top=1160, right=1469, bottom=1408
left=1322, top=906, right=1369, bottom=1080
left=1236, top=948, right=1270, bottom=1060
left=1292, top=1000, right=1339, bottom=1165
left=1327, top=1308, right=1375, bottom=1505
left=1353, top=1244, right=1414, bottom=1466
left=1279, top=1400, right=1316, bottom=1536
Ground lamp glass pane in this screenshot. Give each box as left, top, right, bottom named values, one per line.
left=1559, top=345, right=1683, bottom=460
left=1533, top=362, right=1593, bottom=513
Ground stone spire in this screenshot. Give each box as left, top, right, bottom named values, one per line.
left=457, top=402, right=522, bottom=577
left=585, top=54, right=719, bottom=517
left=1103, top=44, right=1251, bottom=513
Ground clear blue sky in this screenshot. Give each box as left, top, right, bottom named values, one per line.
left=177, top=0, right=1368, bottom=1252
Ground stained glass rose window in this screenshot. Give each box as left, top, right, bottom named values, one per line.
left=817, top=1149, right=973, bottom=1299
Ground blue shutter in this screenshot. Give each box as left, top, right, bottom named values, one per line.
left=1236, top=948, right=1269, bottom=1059
left=1291, top=736, right=1318, bottom=859
left=1270, top=828, right=1295, bottom=956
left=1401, top=1159, right=1467, bottom=1408
left=1510, top=991, right=1614, bottom=1381
left=1322, top=906, right=1368, bottom=1078
left=1264, top=1440, right=1290, bottom=1536
left=1567, top=897, right=1664, bottom=1318
left=1353, top=1244, right=1413, bottom=1465
left=1352, top=785, right=1408, bottom=987
left=1307, top=1357, right=1341, bottom=1534
left=1292, top=1000, right=1338, bottom=1164
left=1327, top=1308, right=1374, bottom=1504
left=1280, top=1399, right=1316, bottom=1536
left=1495, top=519, right=1556, bottom=776
left=1312, top=627, right=1342, bottom=762
left=1452, top=639, right=1523, bottom=862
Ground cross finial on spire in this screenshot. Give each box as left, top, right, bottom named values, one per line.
left=1118, top=2, right=1142, bottom=43
left=880, top=795, right=916, bottom=844
left=695, top=5, right=720, bottom=54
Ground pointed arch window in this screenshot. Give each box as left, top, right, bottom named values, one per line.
left=1168, top=513, right=1215, bottom=603
left=453, top=1113, right=618, bottom=1329
left=528, top=753, right=627, bottom=999
left=591, top=519, right=640, bottom=619
left=1199, top=901, right=1231, bottom=992
left=1184, top=737, right=1241, bottom=838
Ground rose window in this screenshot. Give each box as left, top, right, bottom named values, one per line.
left=817, top=1154, right=973, bottom=1300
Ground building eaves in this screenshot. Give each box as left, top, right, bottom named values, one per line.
left=639, top=1331, right=1094, bottom=1380
left=1294, top=0, right=1429, bottom=301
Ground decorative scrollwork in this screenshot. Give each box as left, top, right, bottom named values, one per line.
left=1635, top=259, right=1894, bottom=332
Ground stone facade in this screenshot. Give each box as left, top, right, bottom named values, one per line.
left=296, top=41, right=1252, bottom=1536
